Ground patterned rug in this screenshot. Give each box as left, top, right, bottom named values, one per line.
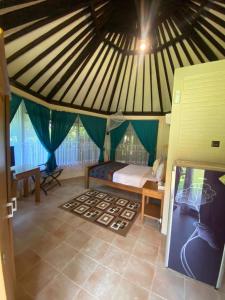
left=59, top=189, right=140, bottom=236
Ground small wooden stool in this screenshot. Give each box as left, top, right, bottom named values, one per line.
left=141, top=181, right=164, bottom=223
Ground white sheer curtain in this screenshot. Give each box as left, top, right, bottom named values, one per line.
left=10, top=102, right=48, bottom=167
left=116, top=123, right=148, bottom=165
left=55, top=117, right=99, bottom=167
left=10, top=105, right=99, bottom=168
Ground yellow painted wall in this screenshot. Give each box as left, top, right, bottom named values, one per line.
left=162, top=59, right=225, bottom=234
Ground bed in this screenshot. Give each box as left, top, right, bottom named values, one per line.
left=85, top=161, right=161, bottom=194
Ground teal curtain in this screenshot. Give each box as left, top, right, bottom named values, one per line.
left=10, top=94, right=22, bottom=122
left=131, top=120, right=159, bottom=166
left=49, top=110, right=77, bottom=170
left=80, top=114, right=106, bottom=162
left=24, top=99, right=52, bottom=168
left=110, top=121, right=129, bottom=161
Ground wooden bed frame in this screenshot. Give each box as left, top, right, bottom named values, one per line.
left=85, top=162, right=143, bottom=195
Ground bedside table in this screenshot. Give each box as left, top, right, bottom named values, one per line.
left=141, top=181, right=164, bottom=223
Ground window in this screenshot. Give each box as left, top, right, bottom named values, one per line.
left=10, top=104, right=99, bottom=168
left=116, top=123, right=148, bottom=165
left=55, top=117, right=99, bottom=166
left=10, top=102, right=48, bottom=167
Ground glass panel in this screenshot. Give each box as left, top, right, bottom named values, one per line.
left=116, top=123, right=148, bottom=165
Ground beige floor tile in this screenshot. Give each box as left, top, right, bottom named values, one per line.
left=148, top=292, right=166, bottom=300
left=101, top=245, right=130, bottom=274
left=35, top=273, right=80, bottom=300
left=44, top=242, right=78, bottom=271
left=19, top=260, right=59, bottom=297
left=14, top=179, right=168, bottom=299
left=15, top=284, right=32, bottom=300
left=14, top=226, right=45, bottom=255
left=84, top=265, right=121, bottom=299
left=94, top=228, right=117, bottom=243
left=31, top=232, right=62, bottom=257
left=53, top=222, right=76, bottom=240
left=65, top=229, right=91, bottom=251
left=82, top=237, right=110, bottom=261
left=132, top=241, right=158, bottom=264
left=128, top=223, right=142, bottom=238
left=123, top=255, right=155, bottom=289
left=63, top=253, right=98, bottom=286
left=15, top=249, right=41, bottom=279
left=138, top=227, right=162, bottom=247
left=112, top=235, right=137, bottom=253
left=49, top=209, right=75, bottom=223
left=78, top=221, right=100, bottom=235
left=70, top=215, right=86, bottom=227
left=151, top=267, right=184, bottom=300
left=185, top=278, right=223, bottom=300
left=76, top=289, right=98, bottom=300
left=113, top=278, right=149, bottom=300
left=156, top=246, right=165, bottom=267
left=39, top=216, right=64, bottom=233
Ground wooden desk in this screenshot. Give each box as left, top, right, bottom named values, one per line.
left=12, top=165, right=41, bottom=203
left=141, top=181, right=164, bottom=223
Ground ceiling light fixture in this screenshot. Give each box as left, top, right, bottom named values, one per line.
left=138, top=38, right=149, bottom=52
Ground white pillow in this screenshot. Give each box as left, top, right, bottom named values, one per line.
left=156, top=163, right=164, bottom=182
left=152, top=159, right=160, bottom=176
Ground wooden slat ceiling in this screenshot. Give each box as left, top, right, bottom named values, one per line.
left=1, top=0, right=225, bottom=115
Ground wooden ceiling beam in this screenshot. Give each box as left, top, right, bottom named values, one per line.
left=197, top=16, right=225, bottom=42
left=192, top=0, right=225, bottom=15
left=58, top=50, right=96, bottom=102
left=11, top=74, right=167, bottom=116
left=99, top=34, right=127, bottom=111
left=124, top=43, right=135, bottom=111
left=8, top=8, right=91, bottom=64
left=172, top=14, right=205, bottom=63
left=194, top=22, right=225, bottom=56
left=168, top=17, right=194, bottom=65
left=79, top=33, right=116, bottom=107
left=149, top=53, right=153, bottom=112
left=37, top=30, right=94, bottom=94
left=107, top=35, right=130, bottom=112
left=12, top=21, right=94, bottom=81
left=117, top=38, right=134, bottom=112
left=156, top=28, right=172, bottom=104
left=46, top=33, right=101, bottom=100
left=5, top=9, right=78, bottom=44
left=1, top=0, right=89, bottom=30
left=189, top=1, right=225, bottom=28
left=90, top=34, right=123, bottom=110
left=132, top=54, right=140, bottom=112
left=163, top=19, right=183, bottom=67
left=176, top=8, right=218, bottom=61
left=158, top=23, right=174, bottom=73
left=70, top=36, right=113, bottom=105
left=153, top=47, right=163, bottom=112
left=26, top=22, right=93, bottom=89
left=142, top=54, right=145, bottom=112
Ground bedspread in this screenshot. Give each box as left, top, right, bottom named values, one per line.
left=89, top=161, right=128, bottom=181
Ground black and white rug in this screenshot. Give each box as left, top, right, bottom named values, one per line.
left=59, top=189, right=140, bottom=236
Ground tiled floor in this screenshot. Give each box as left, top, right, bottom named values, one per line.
left=14, top=177, right=225, bottom=300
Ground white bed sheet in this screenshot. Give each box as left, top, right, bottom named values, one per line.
left=112, top=164, right=157, bottom=188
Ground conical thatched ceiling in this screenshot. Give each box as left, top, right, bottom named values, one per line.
left=1, top=0, right=225, bottom=115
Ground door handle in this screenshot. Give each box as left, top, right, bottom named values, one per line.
left=11, top=197, right=17, bottom=213
left=6, top=203, right=13, bottom=219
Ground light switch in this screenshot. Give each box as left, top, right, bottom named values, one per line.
left=211, top=141, right=220, bottom=147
